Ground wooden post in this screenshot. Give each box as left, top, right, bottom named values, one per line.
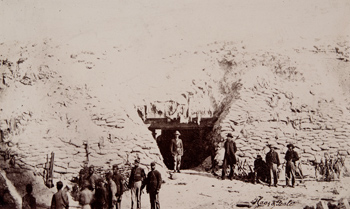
left=144, top=105, right=148, bottom=120
left=44, top=154, right=49, bottom=185
left=46, top=152, right=54, bottom=188
left=84, top=142, right=89, bottom=164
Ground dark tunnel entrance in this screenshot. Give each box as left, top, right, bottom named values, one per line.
left=155, top=128, right=213, bottom=169
left=147, top=118, right=217, bottom=170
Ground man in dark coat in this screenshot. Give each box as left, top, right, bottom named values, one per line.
left=253, top=155, right=268, bottom=184
left=22, top=184, right=36, bottom=209
left=87, top=165, right=100, bottom=191
left=112, top=164, right=124, bottom=209
left=106, top=172, right=117, bottom=209
left=51, top=181, right=69, bottom=209
left=221, top=133, right=237, bottom=180
left=128, top=159, right=146, bottom=209
left=91, top=179, right=107, bottom=209
left=144, top=162, right=162, bottom=209
left=265, top=144, right=280, bottom=187
left=285, top=143, right=299, bottom=187
left=170, top=130, right=184, bottom=173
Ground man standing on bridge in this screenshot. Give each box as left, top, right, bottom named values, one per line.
left=170, top=130, right=184, bottom=173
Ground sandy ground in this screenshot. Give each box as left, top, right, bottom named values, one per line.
left=1, top=0, right=350, bottom=208
left=60, top=169, right=350, bottom=209
left=150, top=170, right=350, bottom=209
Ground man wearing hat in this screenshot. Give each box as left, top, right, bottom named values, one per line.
left=112, top=164, right=124, bottom=209
left=221, top=133, right=237, bottom=180
left=143, top=162, right=162, bottom=209
left=128, top=159, right=146, bottom=209
left=253, top=155, right=268, bottom=184
left=265, top=144, right=280, bottom=187
left=170, top=130, right=184, bottom=173
left=285, top=143, right=299, bottom=187
left=87, top=165, right=101, bottom=191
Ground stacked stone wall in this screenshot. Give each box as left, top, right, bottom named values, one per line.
left=0, top=44, right=167, bottom=186
left=214, top=77, right=350, bottom=170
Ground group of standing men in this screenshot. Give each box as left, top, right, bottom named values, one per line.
left=49, top=160, right=162, bottom=209
left=221, top=133, right=300, bottom=187
left=128, top=159, right=162, bottom=209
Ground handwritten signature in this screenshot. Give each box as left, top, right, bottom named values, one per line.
left=251, top=196, right=296, bottom=207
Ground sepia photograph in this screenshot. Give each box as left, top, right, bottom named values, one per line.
left=0, top=0, right=350, bottom=208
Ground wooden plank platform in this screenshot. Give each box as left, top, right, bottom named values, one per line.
left=146, top=117, right=218, bottom=130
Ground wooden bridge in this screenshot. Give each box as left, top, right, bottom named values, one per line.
left=145, top=117, right=218, bottom=130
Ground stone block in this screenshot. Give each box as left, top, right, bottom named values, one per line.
left=236, top=151, right=244, bottom=157
left=54, top=166, right=68, bottom=174
left=311, top=145, right=321, bottom=152
left=329, top=143, right=340, bottom=148
left=68, top=161, right=81, bottom=169
left=239, top=146, right=251, bottom=151
left=338, top=150, right=348, bottom=156
left=320, top=145, right=330, bottom=150
left=301, top=153, right=315, bottom=161
left=314, top=141, right=324, bottom=146
left=244, top=153, right=252, bottom=158
left=251, top=145, right=263, bottom=151
left=94, top=120, right=106, bottom=126
left=304, top=147, right=314, bottom=154
left=255, top=142, right=268, bottom=148
left=251, top=136, right=262, bottom=141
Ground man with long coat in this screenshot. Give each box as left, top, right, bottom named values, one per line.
left=285, top=143, right=299, bottom=187
left=221, top=133, right=237, bottom=180
left=144, top=162, right=162, bottom=209
left=265, top=144, right=280, bottom=187
left=170, top=130, right=184, bottom=173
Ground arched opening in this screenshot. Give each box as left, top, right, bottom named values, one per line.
left=151, top=126, right=215, bottom=170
